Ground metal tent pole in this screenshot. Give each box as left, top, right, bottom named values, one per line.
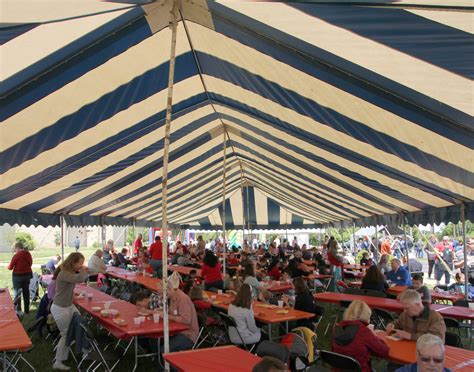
left=241, top=172, right=245, bottom=247
left=246, top=184, right=251, bottom=248
left=161, top=1, right=179, bottom=360
left=352, top=221, right=356, bottom=255
left=403, top=215, right=410, bottom=273
left=221, top=128, right=227, bottom=277
left=60, top=215, right=65, bottom=260
left=461, top=203, right=468, bottom=299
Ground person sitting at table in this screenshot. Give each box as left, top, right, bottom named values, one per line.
left=117, top=248, right=132, bottom=268
left=131, top=291, right=154, bottom=315
left=282, top=277, right=323, bottom=329
left=227, top=277, right=243, bottom=296
left=87, top=249, right=107, bottom=281
left=407, top=274, right=431, bottom=304
left=240, top=252, right=253, bottom=268
left=360, top=251, right=373, bottom=266
left=45, top=255, right=62, bottom=272
left=332, top=300, right=389, bottom=372
left=377, top=254, right=390, bottom=276
left=243, top=263, right=264, bottom=298
left=288, top=250, right=311, bottom=278
left=361, top=265, right=389, bottom=294
left=386, top=258, right=411, bottom=286
left=161, top=272, right=199, bottom=352
left=102, top=241, right=113, bottom=265
left=188, top=269, right=202, bottom=287
left=201, top=250, right=223, bottom=291
left=386, top=290, right=446, bottom=342
left=50, top=252, right=89, bottom=371
left=227, top=252, right=240, bottom=266
left=448, top=272, right=471, bottom=294
left=395, top=333, right=452, bottom=372
left=189, top=286, right=219, bottom=326
left=228, top=283, right=262, bottom=345
left=267, top=258, right=282, bottom=281
left=139, top=257, right=154, bottom=275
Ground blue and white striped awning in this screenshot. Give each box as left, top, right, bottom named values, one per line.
left=0, top=0, right=473, bottom=229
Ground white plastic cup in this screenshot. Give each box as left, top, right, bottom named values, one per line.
left=133, top=317, right=140, bottom=326
left=153, top=313, right=160, bottom=323
left=87, top=293, right=93, bottom=301
left=217, top=290, right=223, bottom=295
left=104, top=301, right=111, bottom=310
left=469, top=303, right=474, bottom=311
left=139, top=316, right=145, bottom=324
left=278, top=300, right=284, bottom=308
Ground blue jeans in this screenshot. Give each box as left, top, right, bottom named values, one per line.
left=150, top=259, right=163, bottom=277
left=143, top=333, right=194, bottom=353
left=12, top=273, right=31, bottom=313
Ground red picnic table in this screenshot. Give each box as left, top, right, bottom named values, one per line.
left=376, top=331, right=474, bottom=371
left=0, top=288, right=33, bottom=371
left=168, top=265, right=202, bottom=277
left=205, top=291, right=314, bottom=340
left=314, top=292, right=474, bottom=321
left=344, top=282, right=466, bottom=304
left=164, top=345, right=261, bottom=371
left=74, top=284, right=188, bottom=371
left=106, top=266, right=162, bottom=292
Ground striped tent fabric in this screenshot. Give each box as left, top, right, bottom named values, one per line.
left=0, top=0, right=473, bottom=229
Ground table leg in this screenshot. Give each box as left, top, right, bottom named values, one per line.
left=3, top=350, right=6, bottom=372
left=132, top=337, right=138, bottom=372
left=268, top=325, right=272, bottom=341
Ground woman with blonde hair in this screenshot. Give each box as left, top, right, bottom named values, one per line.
left=50, top=252, right=89, bottom=370
left=332, top=300, right=389, bottom=372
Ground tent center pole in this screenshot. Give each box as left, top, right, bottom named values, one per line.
left=221, top=127, right=227, bottom=277
left=161, top=1, right=179, bottom=363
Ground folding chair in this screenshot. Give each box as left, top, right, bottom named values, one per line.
left=319, top=350, right=362, bottom=372
left=78, top=324, right=121, bottom=372
left=372, top=308, right=395, bottom=330
left=219, top=312, right=256, bottom=352
left=445, top=332, right=462, bottom=348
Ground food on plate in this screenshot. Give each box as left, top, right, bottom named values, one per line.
left=91, top=306, right=101, bottom=312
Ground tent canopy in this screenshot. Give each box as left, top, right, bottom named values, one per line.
left=0, top=0, right=473, bottom=229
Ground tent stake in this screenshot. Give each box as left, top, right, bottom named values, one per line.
left=161, top=1, right=179, bottom=361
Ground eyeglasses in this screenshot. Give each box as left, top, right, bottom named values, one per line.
left=418, top=352, right=444, bottom=364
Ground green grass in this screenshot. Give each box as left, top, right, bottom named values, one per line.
left=0, top=246, right=98, bottom=288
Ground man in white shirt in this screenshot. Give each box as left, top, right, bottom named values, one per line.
left=88, top=250, right=107, bottom=277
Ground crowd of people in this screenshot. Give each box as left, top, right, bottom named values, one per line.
left=6, top=231, right=474, bottom=371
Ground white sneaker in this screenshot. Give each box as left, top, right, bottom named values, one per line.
left=52, top=362, right=70, bottom=370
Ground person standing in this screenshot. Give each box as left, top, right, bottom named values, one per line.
left=424, top=234, right=437, bottom=279
left=8, top=242, right=33, bottom=314
left=436, top=236, right=454, bottom=286
left=73, top=236, right=80, bottom=252
left=148, top=235, right=163, bottom=277
left=133, top=233, right=143, bottom=256
left=51, top=252, right=89, bottom=370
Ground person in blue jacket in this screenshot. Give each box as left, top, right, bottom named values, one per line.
left=386, top=258, right=411, bottom=286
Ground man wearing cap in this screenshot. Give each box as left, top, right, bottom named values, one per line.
left=159, top=272, right=199, bottom=352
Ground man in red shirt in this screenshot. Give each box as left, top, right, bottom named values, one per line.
left=8, top=242, right=33, bottom=313
left=133, top=233, right=143, bottom=255
left=149, top=236, right=163, bottom=277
